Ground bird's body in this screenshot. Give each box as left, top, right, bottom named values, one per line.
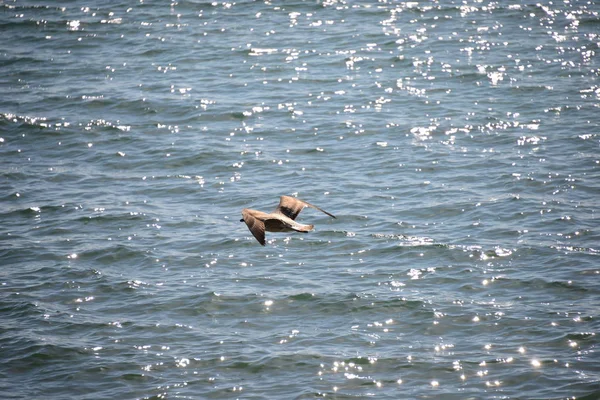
left=241, top=195, right=336, bottom=245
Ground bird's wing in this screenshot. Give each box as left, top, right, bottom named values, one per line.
left=275, top=195, right=336, bottom=220
left=241, top=209, right=266, bottom=245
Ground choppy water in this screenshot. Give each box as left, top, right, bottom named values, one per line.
left=1, top=1, right=599, bottom=399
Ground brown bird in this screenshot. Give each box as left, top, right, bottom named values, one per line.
left=240, top=195, right=336, bottom=245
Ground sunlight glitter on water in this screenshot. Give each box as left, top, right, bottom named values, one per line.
left=1, top=0, right=599, bottom=398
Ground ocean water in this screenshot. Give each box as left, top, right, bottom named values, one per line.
left=1, top=0, right=599, bottom=398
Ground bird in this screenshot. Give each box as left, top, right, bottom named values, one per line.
left=240, top=195, right=336, bottom=245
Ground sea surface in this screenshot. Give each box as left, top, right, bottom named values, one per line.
left=1, top=1, right=599, bottom=399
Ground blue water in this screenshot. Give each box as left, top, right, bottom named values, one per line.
left=1, top=1, right=599, bottom=399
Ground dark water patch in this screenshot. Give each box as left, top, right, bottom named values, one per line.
left=0, top=245, right=68, bottom=267
left=6, top=343, right=87, bottom=374
left=494, top=276, right=594, bottom=296
left=76, top=244, right=149, bottom=266
left=326, top=295, right=427, bottom=316
left=0, top=299, right=43, bottom=323
left=72, top=211, right=150, bottom=228
left=220, top=352, right=323, bottom=374
left=288, top=292, right=317, bottom=301
left=575, top=390, right=600, bottom=400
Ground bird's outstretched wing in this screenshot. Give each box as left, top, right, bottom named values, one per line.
left=275, top=195, right=336, bottom=220
left=241, top=209, right=266, bottom=245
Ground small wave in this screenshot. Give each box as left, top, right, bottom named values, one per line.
left=551, top=245, right=599, bottom=255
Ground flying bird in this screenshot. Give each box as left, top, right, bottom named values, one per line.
left=240, top=195, right=336, bottom=245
